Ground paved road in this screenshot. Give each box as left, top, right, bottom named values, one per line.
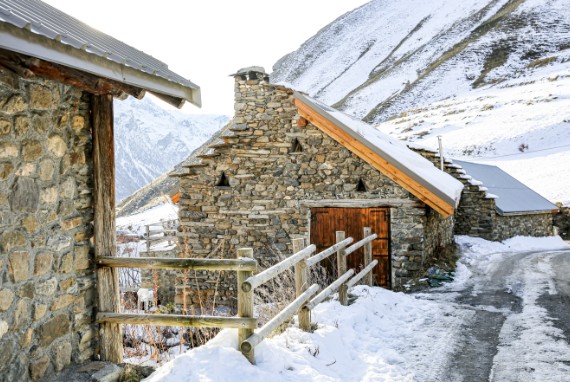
left=435, top=250, right=570, bottom=382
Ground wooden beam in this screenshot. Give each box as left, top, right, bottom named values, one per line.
left=347, top=260, right=379, bottom=288
left=344, top=234, right=378, bottom=256
left=96, top=256, right=257, bottom=271
left=97, top=312, right=258, bottom=329
left=237, top=248, right=255, bottom=363
left=92, top=94, right=123, bottom=363
left=0, top=48, right=145, bottom=99
left=305, top=237, right=354, bottom=268
left=240, top=284, right=320, bottom=355
left=304, top=269, right=355, bottom=310
left=241, top=245, right=316, bottom=292
left=294, top=98, right=454, bottom=217
left=300, top=198, right=423, bottom=209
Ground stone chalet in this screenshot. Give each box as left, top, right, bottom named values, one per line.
left=175, top=67, right=465, bottom=308
left=0, top=0, right=199, bottom=380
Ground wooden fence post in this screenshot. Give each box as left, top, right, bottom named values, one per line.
left=293, top=238, right=311, bottom=331
left=92, top=94, right=123, bottom=363
left=336, top=231, right=348, bottom=306
left=363, top=227, right=373, bottom=287
left=145, top=224, right=151, bottom=253
left=237, top=248, right=255, bottom=363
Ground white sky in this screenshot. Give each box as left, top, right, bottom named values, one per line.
left=42, top=0, right=370, bottom=116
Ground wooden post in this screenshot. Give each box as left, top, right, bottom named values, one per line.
left=336, top=231, right=348, bottom=306
left=145, top=224, right=150, bottom=253
left=363, top=227, right=373, bottom=286
left=293, top=238, right=311, bottom=331
left=92, top=94, right=123, bottom=363
left=237, top=248, right=255, bottom=364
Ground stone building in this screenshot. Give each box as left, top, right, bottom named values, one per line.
left=451, top=160, right=558, bottom=241
left=0, top=1, right=200, bottom=380
left=176, top=67, right=464, bottom=307
left=411, top=150, right=558, bottom=241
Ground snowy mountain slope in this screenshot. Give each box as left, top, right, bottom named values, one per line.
left=273, top=0, right=570, bottom=205
left=381, top=59, right=570, bottom=205
left=116, top=122, right=232, bottom=217
left=114, top=97, right=229, bottom=201
left=273, top=0, right=570, bottom=122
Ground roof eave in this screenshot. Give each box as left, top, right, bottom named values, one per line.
left=294, top=92, right=458, bottom=217
left=0, top=23, right=201, bottom=108
left=496, top=208, right=560, bottom=216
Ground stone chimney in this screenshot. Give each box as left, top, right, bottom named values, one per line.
left=231, top=66, right=271, bottom=124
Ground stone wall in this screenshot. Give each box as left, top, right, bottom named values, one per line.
left=414, top=148, right=555, bottom=241
left=176, top=68, right=456, bottom=304
left=494, top=213, right=554, bottom=241
left=0, top=76, right=96, bottom=381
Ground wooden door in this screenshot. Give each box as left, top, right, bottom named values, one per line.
left=310, top=207, right=390, bottom=288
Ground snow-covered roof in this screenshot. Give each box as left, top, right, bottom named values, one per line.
left=294, top=92, right=463, bottom=216
left=454, top=160, right=559, bottom=215
left=0, top=0, right=200, bottom=107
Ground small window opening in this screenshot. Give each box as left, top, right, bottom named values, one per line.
left=356, top=179, right=367, bottom=192
left=216, top=172, right=230, bottom=187
left=248, top=71, right=259, bottom=81
left=239, top=74, right=247, bottom=81
left=291, top=138, right=303, bottom=153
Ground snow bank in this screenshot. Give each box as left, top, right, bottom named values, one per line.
left=453, top=235, right=569, bottom=282
left=144, top=286, right=465, bottom=382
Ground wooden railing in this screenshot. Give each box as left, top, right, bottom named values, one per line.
left=143, top=219, right=178, bottom=253
left=96, top=227, right=378, bottom=365
left=238, top=227, right=378, bottom=363
left=96, top=253, right=259, bottom=363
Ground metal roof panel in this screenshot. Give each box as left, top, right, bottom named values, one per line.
left=0, top=0, right=200, bottom=107
left=453, top=160, right=558, bottom=215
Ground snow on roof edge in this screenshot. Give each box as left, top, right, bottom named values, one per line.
left=294, top=92, right=464, bottom=208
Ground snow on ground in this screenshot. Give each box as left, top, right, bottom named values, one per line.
left=144, top=235, right=570, bottom=382
left=146, top=286, right=465, bottom=382
left=454, top=235, right=568, bottom=276
left=116, top=202, right=178, bottom=237
left=380, top=61, right=570, bottom=205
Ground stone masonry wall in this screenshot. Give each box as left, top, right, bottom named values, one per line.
left=0, top=76, right=96, bottom=381
left=415, top=148, right=555, bottom=241
left=494, top=213, right=554, bottom=241
left=176, top=69, right=456, bottom=305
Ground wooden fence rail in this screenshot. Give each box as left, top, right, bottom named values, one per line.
left=241, top=245, right=316, bottom=292
left=236, top=227, right=378, bottom=363
left=97, top=312, right=257, bottom=329
left=97, top=256, right=257, bottom=271
left=98, top=226, right=378, bottom=366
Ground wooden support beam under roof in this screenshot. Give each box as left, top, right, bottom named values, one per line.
left=294, top=97, right=455, bottom=217
left=0, top=48, right=147, bottom=100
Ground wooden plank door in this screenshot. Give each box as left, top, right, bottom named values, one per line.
left=310, top=207, right=390, bottom=288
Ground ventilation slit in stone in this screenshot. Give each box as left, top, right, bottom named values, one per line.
left=216, top=172, right=230, bottom=187
left=356, top=179, right=367, bottom=192
left=291, top=138, right=303, bottom=153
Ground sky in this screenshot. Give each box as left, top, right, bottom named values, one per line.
left=42, top=0, right=370, bottom=116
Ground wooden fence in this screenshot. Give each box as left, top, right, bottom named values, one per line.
left=96, top=227, right=377, bottom=364
left=143, top=219, right=178, bottom=253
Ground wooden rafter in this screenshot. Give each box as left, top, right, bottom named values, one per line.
left=294, top=98, right=454, bottom=217
left=0, top=48, right=145, bottom=99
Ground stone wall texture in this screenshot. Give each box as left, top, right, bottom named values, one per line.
left=0, top=75, right=97, bottom=381
left=414, top=149, right=555, bottom=241
left=176, top=70, right=455, bottom=307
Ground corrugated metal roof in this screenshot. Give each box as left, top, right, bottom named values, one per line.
left=0, top=0, right=200, bottom=107
left=453, top=160, right=559, bottom=215
left=294, top=92, right=464, bottom=212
